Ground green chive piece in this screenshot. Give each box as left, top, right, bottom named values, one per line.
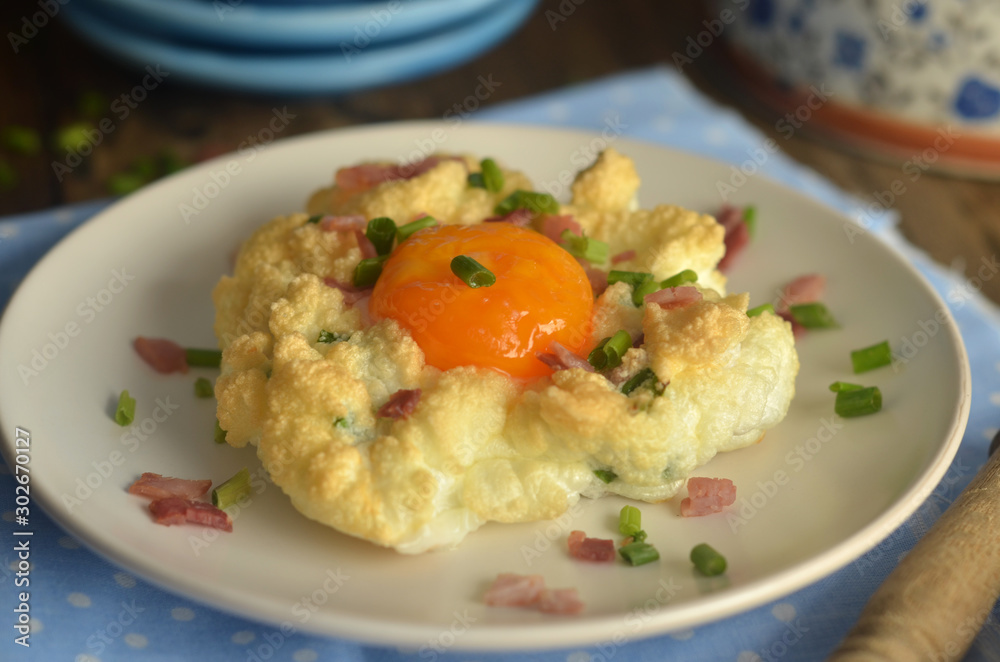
left=78, top=90, right=108, bottom=119
left=306, top=214, right=323, bottom=224
left=835, top=386, right=882, bottom=418
left=396, top=216, right=437, bottom=242
left=630, top=530, right=648, bottom=544
left=494, top=190, right=559, bottom=216
left=214, top=419, right=227, bottom=444
left=353, top=256, right=387, bottom=288
left=660, top=269, right=698, bottom=289
left=108, top=171, right=147, bottom=196
left=851, top=340, right=892, bottom=374
left=159, top=149, right=187, bottom=175
left=334, top=417, right=349, bottom=429
left=608, top=270, right=653, bottom=289
left=619, top=542, right=660, bottom=566
left=619, top=505, right=642, bottom=537
left=742, top=206, right=757, bottom=238
left=603, top=330, right=632, bottom=369
left=132, top=156, right=157, bottom=181
left=829, top=381, right=864, bottom=393
left=451, top=255, right=496, bottom=288
left=114, top=390, right=136, bottom=426
left=691, top=543, right=727, bottom=576
left=594, top=469, right=617, bottom=484
left=480, top=158, right=504, bottom=193
left=185, top=348, right=222, bottom=368
left=365, top=216, right=397, bottom=256
left=467, top=172, right=485, bottom=189
left=747, top=303, right=774, bottom=317
left=621, top=367, right=660, bottom=396
left=54, top=122, right=94, bottom=153
left=212, top=467, right=252, bottom=509
left=588, top=337, right=611, bottom=370
left=632, top=279, right=660, bottom=307
left=317, top=330, right=349, bottom=344
left=1, top=125, right=41, bottom=155
left=789, top=302, right=839, bottom=329
left=561, top=231, right=609, bottom=264
left=0, top=159, right=17, bottom=189
left=194, top=377, right=213, bottom=398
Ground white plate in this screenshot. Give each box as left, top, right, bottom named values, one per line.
left=0, top=122, right=970, bottom=650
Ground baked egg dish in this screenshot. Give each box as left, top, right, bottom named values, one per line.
left=211, top=148, right=799, bottom=554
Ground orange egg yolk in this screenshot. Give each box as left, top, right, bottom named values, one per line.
left=369, top=223, right=595, bottom=379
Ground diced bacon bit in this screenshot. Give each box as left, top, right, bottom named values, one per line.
left=715, top=204, right=745, bottom=233
left=611, top=249, right=637, bottom=264
left=536, top=341, right=595, bottom=373
left=542, top=215, right=582, bottom=243
left=322, top=277, right=371, bottom=305
left=483, top=208, right=532, bottom=226
left=334, top=156, right=464, bottom=194
left=128, top=473, right=211, bottom=500
left=718, top=217, right=750, bottom=273
left=537, top=588, right=584, bottom=615
left=679, top=477, right=737, bottom=517
left=484, top=573, right=546, bottom=607
left=584, top=265, right=609, bottom=297
left=134, top=337, right=189, bottom=374
left=776, top=273, right=826, bottom=314
left=318, top=214, right=367, bottom=233
left=632, top=333, right=644, bottom=348
left=149, top=496, right=233, bottom=532
left=354, top=229, right=378, bottom=259
left=777, top=310, right=807, bottom=340
left=644, top=285, right=703, bottom=310
left=567, top=530, right=616, bottom=562
left=377, top=389, right=421, bottom=420
left=355, top=294, right=372, bottom=327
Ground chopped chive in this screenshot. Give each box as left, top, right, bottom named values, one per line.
left=132, top=156, right=157, bottom=181
left=480, top=158, right=504, bottom=193
left=353, top=256, right=387, bottom=288
left=829, top=381, right=864, bottom=393
left=194, top=377, right=213, bottom=398
left=588, top=337, right=611, bottom=370
left=621, top=367, right=660, bottom=396
left=317, top=330, right=349, bottom=344
left=396, top=216, right=437, bottom=242
left=594, top=469, right=617, bottom=483
left=214, top=419, right=227, bottom=444
left=53, top=122, right=93, bottom=153
left=619, top=505, right=642, bottom=537
left=660, top=269, right=698, bottom=289
left=108, top=171, right=147, bottom=196
left=631, top=529, right=648, bottom=544
left=632, top=279, right=660, bottom=307
left=0, top=159, right=17, bottom=189
left=603, top=330, right=631, bottom=368
left=789, top=302, right=839, bottom=329
left=691, top=543, right=727, bottom=576
left=747, top=303, right=774, bottom=317
left=560, top=232, right=609, bottom=264
left=185, top=348, right=222, bottom=368
left=334, top=417, right=349, bottom=429
left=494, top=190, right=559, bottom=216
left=365, top=216, right=397, bottom=256
left=212, top=467, right=252, bottom=509
left=742, top=206, right=757, bottom=238
left=851, top=340, right=892, bottom=374
left=114, top=390, right=136, bottom=426
left=619, top=542, right=660, bottom=566
left=608, top=270, right=653, bottom=289
left=451, top=255, right=496, bottom=288
left=467, top=172, right=485, bottom=189
left=1, top=125, right=41, bottom=155
left=306, top=215, right=322, bottom=224
left=78, top=90, right=108, bottom=119
left=159, top=149, right=186, bottom=175
left=835, top=386, right=882, bottom=418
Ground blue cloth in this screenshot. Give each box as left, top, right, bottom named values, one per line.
left=2, top=65, right=1000, bottom=661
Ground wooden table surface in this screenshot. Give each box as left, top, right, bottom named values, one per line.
left=3, top=1, right=999, bottom=303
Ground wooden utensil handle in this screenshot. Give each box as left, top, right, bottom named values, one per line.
left=829, top=450, right=1000, bottom=661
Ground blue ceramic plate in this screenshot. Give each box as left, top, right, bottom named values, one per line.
left=77, top=0, right=509, bottom=50
left=60, top=0, right=538, bottom=95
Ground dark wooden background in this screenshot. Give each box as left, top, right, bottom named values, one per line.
left=3, top=0, right=999, bottom=303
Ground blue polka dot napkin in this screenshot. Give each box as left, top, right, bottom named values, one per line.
left=2, top=66, right=999, bottom=662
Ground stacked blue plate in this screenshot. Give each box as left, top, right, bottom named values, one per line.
left=59, top=0, right=539, bottom=95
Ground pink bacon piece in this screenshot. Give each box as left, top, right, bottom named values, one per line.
left=483, top=208, right=533, bottom=226
left=128, top=473, right=211, bottom=500
left=611, top=249, right=637, bottom=265
left=776, top=273, right=826, bottom=313
left=542, top=215, right=582, bottom=243
left=583, top=264, right=609, bottom=297
left=323, top=277, right=371, bottom=305
left=567, top=530, right=616, bottom=563
left=537, top=588, right=584, bottom=615
left=644, top=285, right=703, bottom=310
left=335, top=156, right=464, bottom=192
left=536, top=341, right=595, bottom=373
left=134, top=337, right=188, bottom=374
left=680, top=477, right=737, bottom=517
left=377, top=389, right=421, bottom=420
left=318, top=214, right=367, bottom=233
left=716, top=204, right=751, bottom=273
left=149, top=497, right=233, bottom=532
left=484, top=573, right=546, bottom=607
